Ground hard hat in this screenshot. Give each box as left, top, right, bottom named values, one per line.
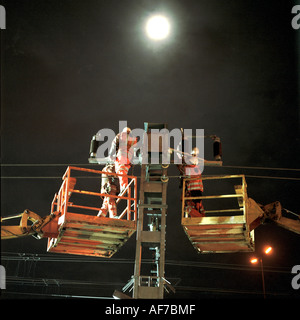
left=191, top=147, right=199, bottom=156
left=122, top=127, right=131, bottom=134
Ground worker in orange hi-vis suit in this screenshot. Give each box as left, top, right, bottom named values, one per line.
left=178, top=147, right=205, bottom=217
left=98, top=164, right=119, bottom=218
left=109, top=127, right=137, bottom=194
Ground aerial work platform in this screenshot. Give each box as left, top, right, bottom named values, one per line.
left=47, top=166, right=137, bottom=257
left=47, top=212, right=136, bottom=257
left=181, top=175, right=259, bottom=253
left=2, top=122, right=300, bottom=301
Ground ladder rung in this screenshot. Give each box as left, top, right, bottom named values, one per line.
left=138, top=204, right=168, bottom=209
left=147, top=164, right=163, bottom=170
left=147, top=213, right=161, bottom=217
left=148, top=170, right=162, bottom=175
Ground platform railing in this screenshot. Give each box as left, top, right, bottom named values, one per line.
left=51, top=166, right=138, bottom=222
left=182, top=174, right=247, bottom=220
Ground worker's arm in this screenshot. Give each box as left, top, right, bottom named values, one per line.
left=108, top=134, right=119, bottom=160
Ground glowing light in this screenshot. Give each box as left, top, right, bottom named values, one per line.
left=145, top=15, right=170, bottom=40
left=250, top=258, right=258, bottom=264
left=265, top=246, right=272, bottom=255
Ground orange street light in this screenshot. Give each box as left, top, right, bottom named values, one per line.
left=249, top=246, right=274, bottom=299
left=264, top=246, right=272, bottom=255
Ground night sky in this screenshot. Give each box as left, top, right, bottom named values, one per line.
left=1, top=0, right=300, bottom=301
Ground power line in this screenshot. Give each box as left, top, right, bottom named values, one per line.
left=1, top=176, right=65, bottom=179
left=1, top=174, right=300, bottom=181
left=2, top=253, right=297, bottom=299
left=2, top=162, right=299, bottom=181
left=5, top=275, right=125, bottom=288
left=0, top=164, right=95, bottom=168
left=2, top=288, right=292, bottom=298
left=2, top=276, right=294, bottom=298
left=1, top=252, right=292, bottom=274
left=244, top=175, right=300, bottom=181
left=2, top=291, right=114, bottom=299
left=222, top=165, right=300, bottom=172
left=174, top=285, right=292, bottom=297
left=1, top=163, right=300, bottom=172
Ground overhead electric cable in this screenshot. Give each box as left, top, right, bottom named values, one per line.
left=1, top=174, right=300, bottom=181
left=221, top=165, right=300, bottom=171
left=1, top=252, right=293, bottom=274
left=1, top=163, right=300, bottom=171
left=3, top=276, right=293, bottom=298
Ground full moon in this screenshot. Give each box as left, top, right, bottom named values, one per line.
left=145, top=15, right=170, bottom=41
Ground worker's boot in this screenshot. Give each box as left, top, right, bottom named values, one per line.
left=109, top=212, right=118, bottom=219
left=97, top=210, right=107, bottom=217
left=196, top=202, right=205, bottom=217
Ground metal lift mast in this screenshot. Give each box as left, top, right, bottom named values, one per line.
left=132, top=122, right=171, bottom=298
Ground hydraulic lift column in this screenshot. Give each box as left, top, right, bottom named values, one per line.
left=133, top=123, right=170, bottom=299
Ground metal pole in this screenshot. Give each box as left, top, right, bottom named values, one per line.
left=260, top=258, right=266, bottom=299
left=1, top=213, right=23, bottom=221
